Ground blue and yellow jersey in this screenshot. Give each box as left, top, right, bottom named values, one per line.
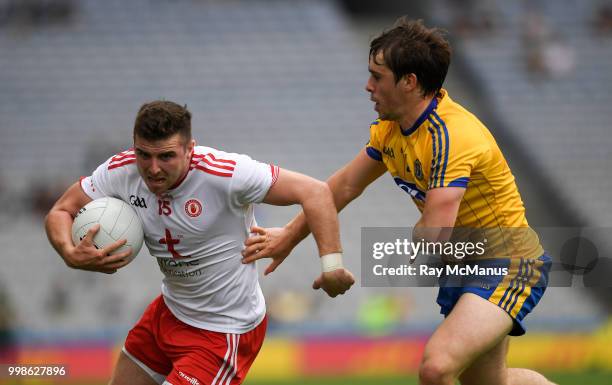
left=366, top=89, right=543, bottom=260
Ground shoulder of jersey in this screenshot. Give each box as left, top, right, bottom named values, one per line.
left=431, top=108, right=475, bottom=139
left=369, top=119, right=394, bottom=132
left=191, top=146, right=237, bottom=178
left=107, top=148, right=136, bottom=170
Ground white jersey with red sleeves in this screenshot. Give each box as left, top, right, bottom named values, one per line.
left=80, top=145, right=279, bottom=334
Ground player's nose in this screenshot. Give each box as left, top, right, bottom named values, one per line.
left=365, top=78, right=374, bottom=93
left=149, top=159, right=162, bottom=174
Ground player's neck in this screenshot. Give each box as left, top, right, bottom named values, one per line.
left=168, top=165, right=191, bottom=192
left=399, top=95, right=435, bottom=131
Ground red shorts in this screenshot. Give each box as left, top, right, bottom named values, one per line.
left=124, top=295, right=267, bottom=385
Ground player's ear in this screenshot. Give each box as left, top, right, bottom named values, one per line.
left=186, top=138, right=195, bottom=155
left=399, top=73, right=417, bottom=92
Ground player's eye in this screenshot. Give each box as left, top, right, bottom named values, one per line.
left=136, top=151, right=150, bottom=159
left=160, top=153, right=174, bottom=161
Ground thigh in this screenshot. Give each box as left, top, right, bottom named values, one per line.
left=424, top=292, right=513, bottom=376
left=110, top=351, right=162, bottom=385
left=123, top=296, right=173, bottom=378
left=165, top=316, right=268, bottom=385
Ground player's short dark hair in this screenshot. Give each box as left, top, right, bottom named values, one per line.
left=370, top=17, right=451, bottom=96
left=133, top=100, right=192, bottom=144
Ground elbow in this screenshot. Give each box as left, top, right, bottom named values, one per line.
left=44, top=209, right=54, bottom=231
left=44, top=205, right=62, bottom=228
left=301, top=179, right=334, bottom=206
left=312, top=179, right=334, bottom=200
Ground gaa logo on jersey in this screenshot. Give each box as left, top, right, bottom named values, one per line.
left=184, top=199, right=203, bottom=218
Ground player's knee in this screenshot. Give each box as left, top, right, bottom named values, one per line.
left=419, top=356, right=456, bottom=385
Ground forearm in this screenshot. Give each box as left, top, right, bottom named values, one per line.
left=45, top=209, right=76, bottom=264
left=299, top=183, right=342, bottom=256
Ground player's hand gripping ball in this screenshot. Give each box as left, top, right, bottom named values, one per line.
left=72, top=197, right=144, bottom=262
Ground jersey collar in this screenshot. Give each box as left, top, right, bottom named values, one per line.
left=400, top=95, right=439, bottom=136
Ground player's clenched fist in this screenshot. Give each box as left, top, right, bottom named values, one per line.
left=313, top=268, right=355, bottom=298
left=312, top=253, right=355, bottom=297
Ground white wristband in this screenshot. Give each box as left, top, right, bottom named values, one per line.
left=321, top=253, right=344, bottom=272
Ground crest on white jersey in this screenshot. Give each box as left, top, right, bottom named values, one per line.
left=185, top=199, right=203, bottom=218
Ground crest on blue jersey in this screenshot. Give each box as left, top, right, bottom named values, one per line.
left=414, top=159, right=424, bottom=181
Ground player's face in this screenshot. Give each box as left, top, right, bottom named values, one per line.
left=365, top=52, right=408, bottom=121
left=134, top=133, right=194, bottom=195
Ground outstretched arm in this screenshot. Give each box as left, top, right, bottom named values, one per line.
left=260, top=168, right=353, bottom=297
left=286, top=148, right=387, bottom=249
left=262, top=168, right=342, bottom=256
left=243, top=148, right=386, bottom=273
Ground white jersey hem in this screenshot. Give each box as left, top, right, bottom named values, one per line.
left=162, top=295, right=267, bottom=334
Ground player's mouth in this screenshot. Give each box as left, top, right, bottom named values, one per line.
left=148, top=176, right=166, bottom=185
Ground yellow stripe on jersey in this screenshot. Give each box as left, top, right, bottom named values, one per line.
left=508, top=259, right=545, bottom=318
left=366, top=89, right=543, bottom=260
